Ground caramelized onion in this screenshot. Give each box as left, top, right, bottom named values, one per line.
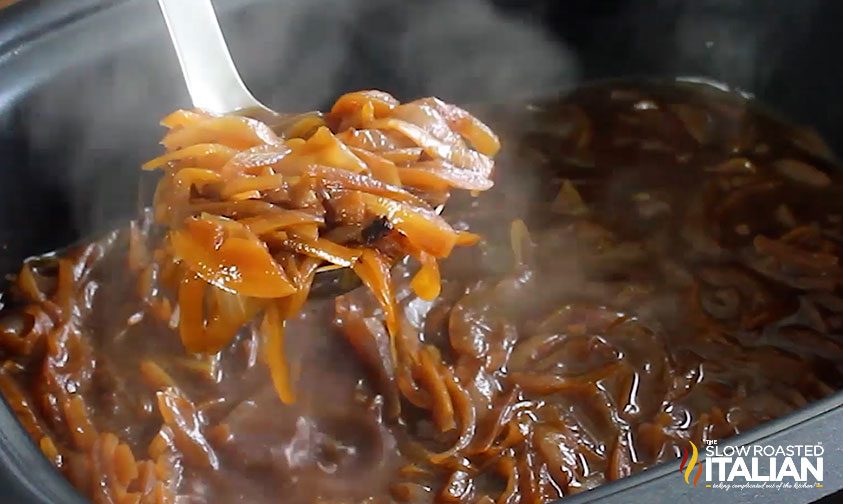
left=357, top=193, right=458, bottom=258
left=162, top=115, right=280, bottom=151
left=138, top=91, right=498, bottom=408
left=156, top=387, right=219, bottom=470
left=142, top=143, right=237, bottom=171
left=260, top=302, right=295, bottom=404
left=7, top=81, right=843, bottom=504
left=171, top=217, right=296, bottom=298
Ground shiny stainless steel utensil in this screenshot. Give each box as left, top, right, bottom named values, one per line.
left=156, top=0, right=365, bottom=294
left=156, top=0, right=443, bottom=296
left=157, top=0, right=274, bottom=117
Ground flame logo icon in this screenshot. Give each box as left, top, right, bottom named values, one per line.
left=679, top=441, right=703, bottom=487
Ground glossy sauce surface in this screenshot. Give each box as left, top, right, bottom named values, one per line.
left=2, top=81, right=843, bottom=503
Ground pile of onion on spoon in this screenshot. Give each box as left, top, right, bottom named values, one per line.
left=135, top=90, right=500, bottom=403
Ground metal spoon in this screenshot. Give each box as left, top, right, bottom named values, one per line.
left=156, top=0, right=371, bottom=295
left=156, top=0, right=446, bottom=297
left=156, top=0, right=278, bottom=118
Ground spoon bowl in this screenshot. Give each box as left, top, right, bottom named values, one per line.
left=156, top=0, right=446, bottom=297
left=157, top=0, right=357, bottom=293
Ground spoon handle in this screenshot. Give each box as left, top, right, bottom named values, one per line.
left=157, top=0, right=264, bottom=114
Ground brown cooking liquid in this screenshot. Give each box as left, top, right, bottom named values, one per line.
left=2, top=81, right=843, bottom=503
